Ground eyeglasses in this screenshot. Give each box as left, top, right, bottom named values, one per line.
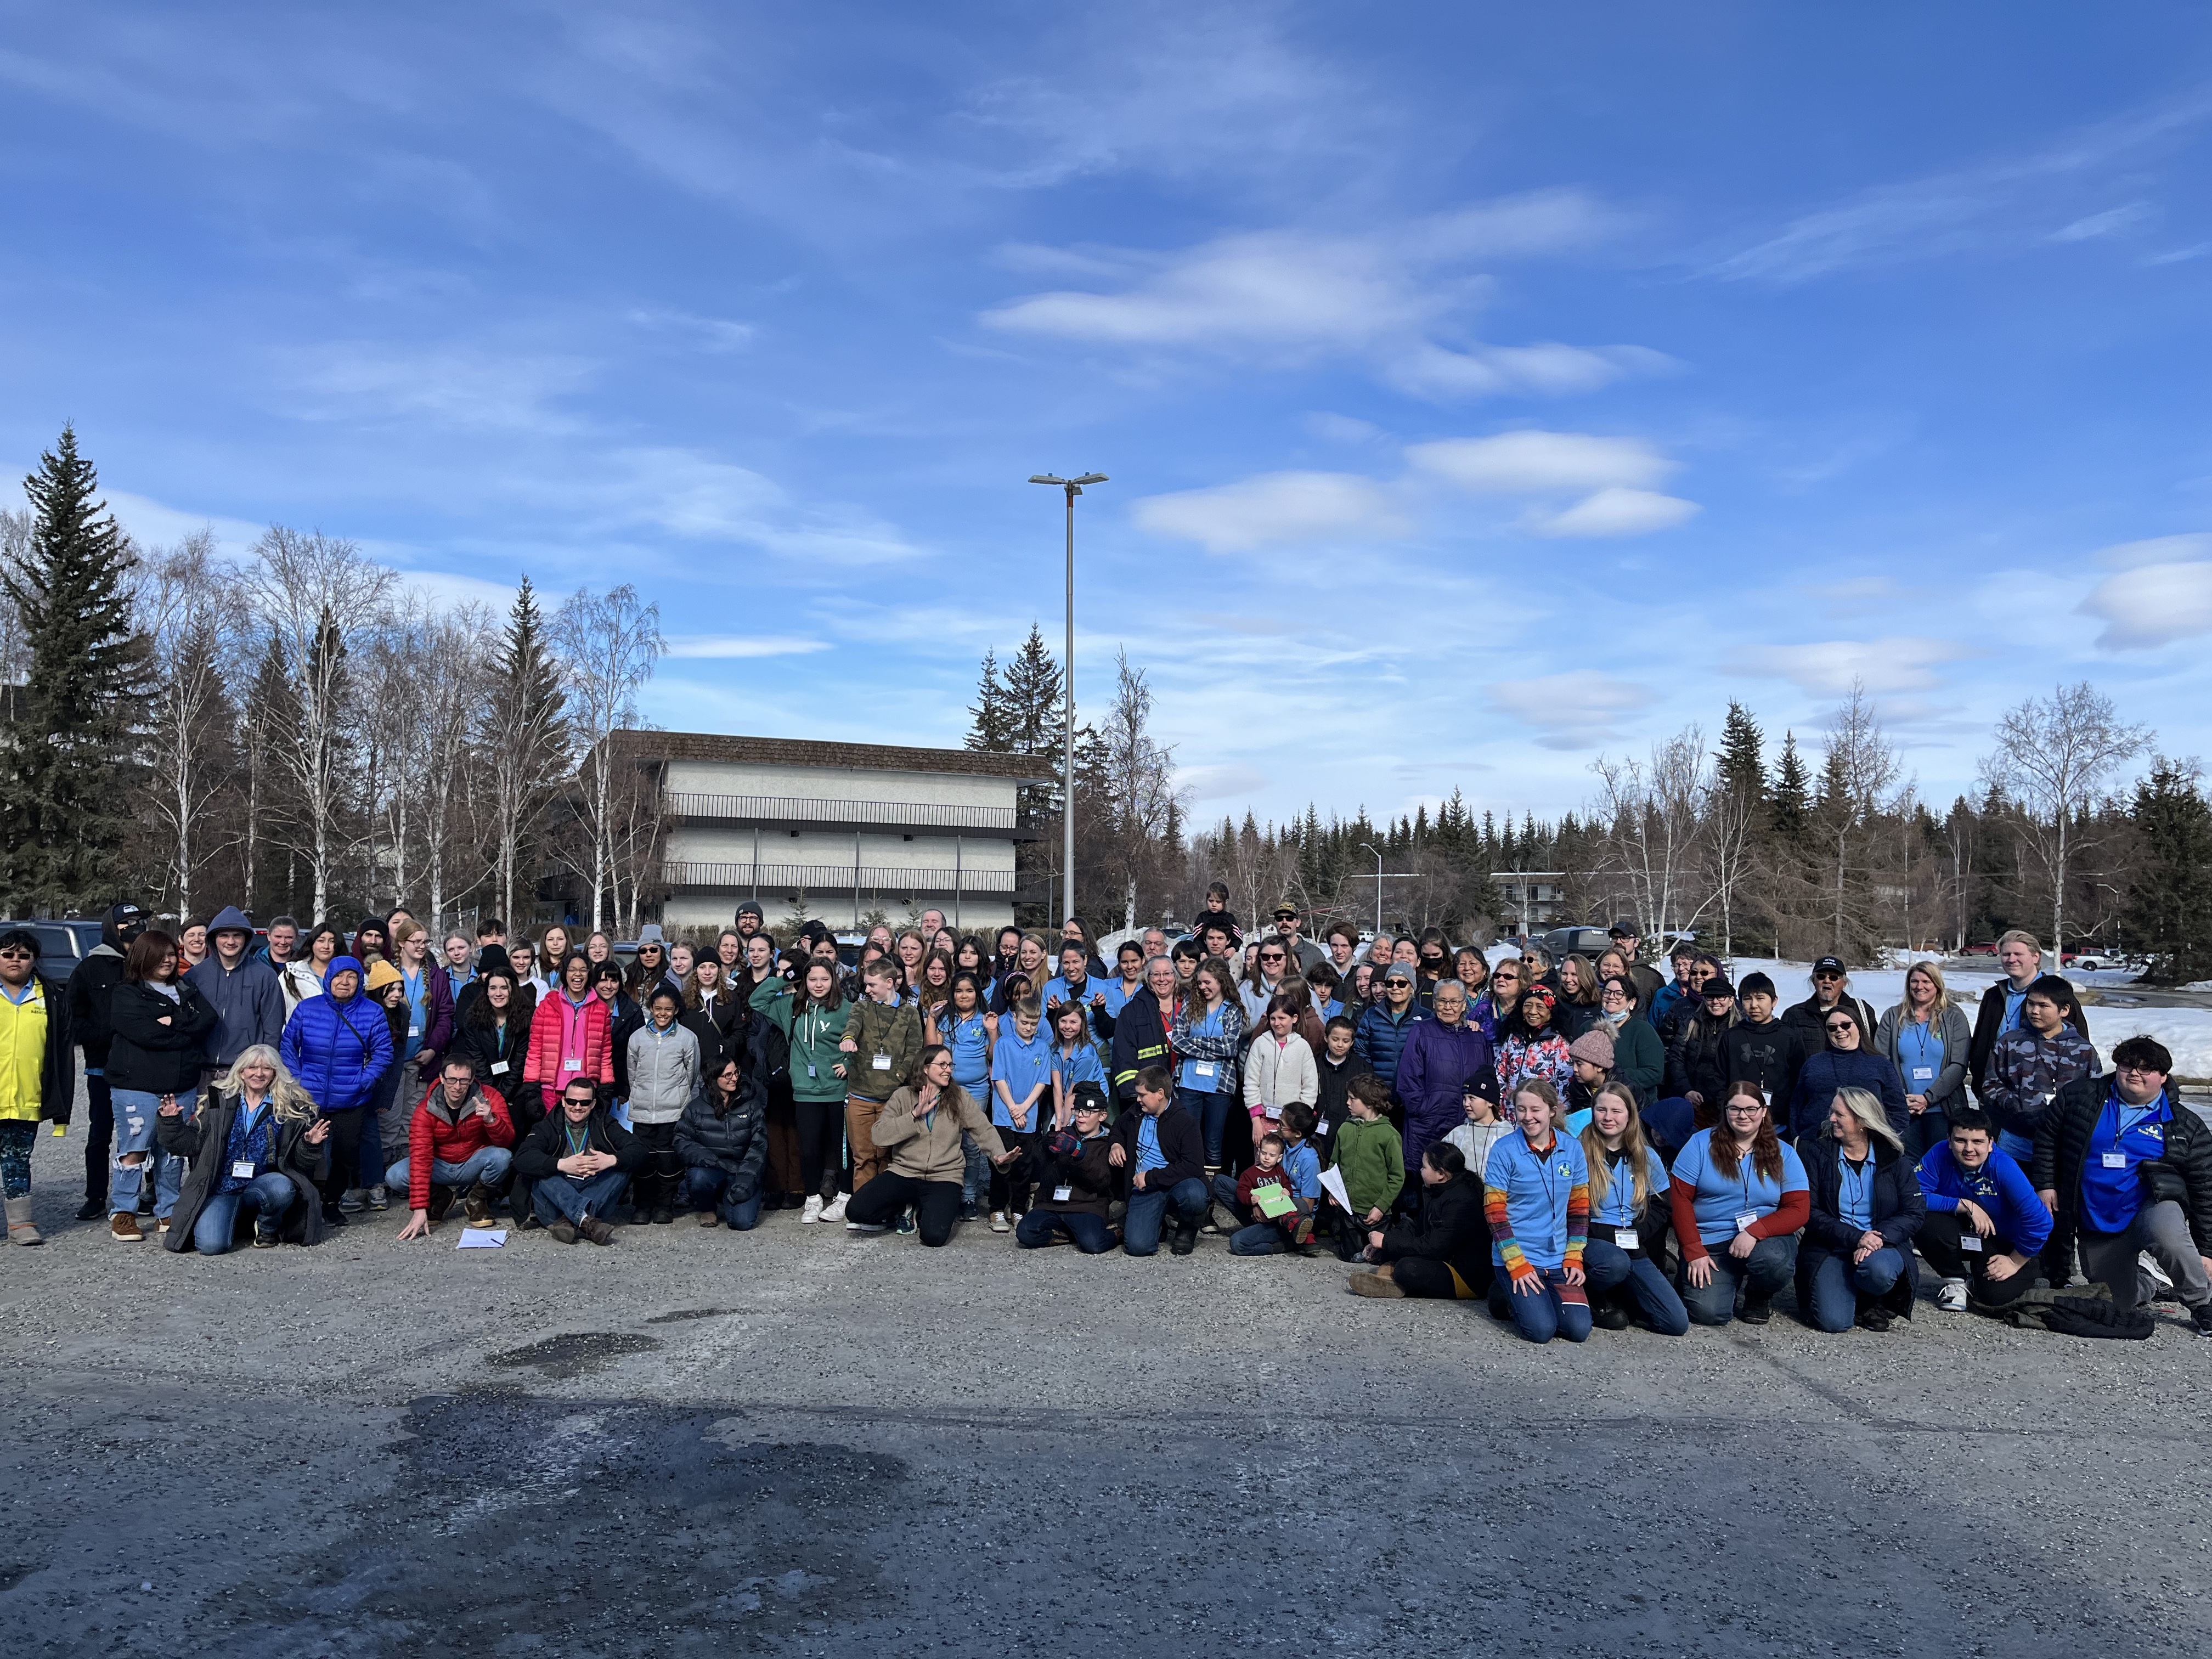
left=1825, top=1021, right=1855, bottom=1033
left=1724, top=1103, right=1766, bottom=1116
left=2117, top=1063, right=2165, bottom=1076
left=1259, top=952, right=1285, bottom=962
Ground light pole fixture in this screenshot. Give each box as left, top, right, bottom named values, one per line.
left=1029, top=471, right=1107, bottom=927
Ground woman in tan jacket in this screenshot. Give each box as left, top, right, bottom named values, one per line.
left=844, top=1046, right=1019, bottom=1246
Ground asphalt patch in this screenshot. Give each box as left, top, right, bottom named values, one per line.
left=486, top=1331, right=662, bottom=1378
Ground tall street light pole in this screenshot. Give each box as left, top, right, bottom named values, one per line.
left=1359, top=842, right=1384, bottom=940
left=1029, top=471, right=1107, bottom=928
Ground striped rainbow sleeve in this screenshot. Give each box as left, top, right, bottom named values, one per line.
left=1486, top=1181, right=1535, bottom=1282
left=1565, top=1175, right=1589, bottom=1269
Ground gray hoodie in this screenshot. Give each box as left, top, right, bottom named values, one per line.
left=186, top=906, right=286, bottom=1066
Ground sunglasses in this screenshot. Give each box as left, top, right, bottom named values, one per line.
left=1825, top=1020, right=1855, bottom=1033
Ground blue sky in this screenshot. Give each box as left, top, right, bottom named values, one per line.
left=4, top=5, right=2211, bottom=826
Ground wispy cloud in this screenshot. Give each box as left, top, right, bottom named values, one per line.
left=1407, top=431, right=1672, bottom=492
left=277, top=341, right=595, bottom=433
left=2079, top=533, right=2212, bottom=648
left=1487, top=673, right=1657, bottom=750
left=664, top=633, right=833, bottom=659
left=1131, top=471, right=1406, bottom=552
left=1529, top=487, right=1699, bottom=538
left=2048, top=201, right=2154, bottom=242
left=1729, top=636, right=1972, bottom=696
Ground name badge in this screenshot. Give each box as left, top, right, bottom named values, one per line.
left=1615, top=1227, right=1640, bottom=1252
left=562, top=1057, right=582, bottom=1071
left=490, top=1060, right=509, bottom=1075
left=1053, top=1184, right=1074, bottom=1203
left=806, top=1064, right=817, bottom=1079
left=1315, top=1119, right=1330, bottom=1137
left=1264, top=1102, right=1282, bottom=1119
left=2102, top=1152, right=2128, bottom=1169
left=873, top=1054, right=892, bottom=1070
left=1911, top=1066, right=1934, bottom=1084
left=1959, top=1233, right=1983, bottom=1252
left=1735, top=1211, right=1759, bottom=1233
left=230, top=1160, right=257, bottom=1180
left=408, top=1025, right=421, bottom=1039
left=1193, top=1061, right=1216, bottom=1080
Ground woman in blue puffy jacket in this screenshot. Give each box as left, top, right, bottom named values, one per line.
left=280, top=956, right=393, bottom=1225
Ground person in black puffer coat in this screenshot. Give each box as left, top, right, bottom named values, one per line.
left=675, top=1054, right=768, bottom=1231
left=1348, top=1142, right=1489, bottom=1300
left=104, top=930, right=220, bottom=1239
left=66, top=901, right=150, bottom=1218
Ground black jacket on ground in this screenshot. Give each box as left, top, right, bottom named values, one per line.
left=1796, top=1135, right=1925, bottom=1316
left=675, top=1082, right=767, bottom=1202
left=156, top=1094, right=330, bottom=1251
left=1110, top=1103, right=1205, bottom=1194
left=2033, top=1074, right=2212, bottom=1259
left=1375, top=1170, right=1488, bottom=1283
left=1968, top=977, right=2094, bottom=1099
left=105, top=981, right=221, bottom=1094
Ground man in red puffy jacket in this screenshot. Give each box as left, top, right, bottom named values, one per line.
left=394, top=1057, right=517, bottom=1237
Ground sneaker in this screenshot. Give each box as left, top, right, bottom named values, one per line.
left=651, top=1207, right=676, bottom=1226
left=1205, top=1203, right=1237, bottom=1235
left=698, top=1210, right=720, bottom=1228
left=895, top=1208, right=917, bottom=1235
left=337, top=1188, right=366, bottom=1214
left=321, top=1206, right=348, bottom=1229
left=1856, top=1303, right=1894, bottom=1333
left=2193, top=1304, right=2212, bottom=1337
left=75, top=1198, right=103, bottom=1222
left=845, top=1220, right=888, bottom=1234
left=989, top=1210, right=1011, bottom=1233
left=1290, top=1211, right=1315, bottom=1248
left=155, top=1217, right=171, bottom=1236
left=961, top=1200, right=981, bottom=1223
left=366, top=1184, right=391, bottom=1211
left=799, top=1194, right=825, bottom=1225
left=1737, top=1295, right=1773, bottom=1326
left=546, top=1218, right=579, bottom=1244
left=1348, top=1268, right=1405, bottom=1299
left=1937, top=1277, right=1969, bottom=1312
left=252, top=1224, right=280, bottom=1249
left=109, top=1212, right=144, bottom=1243
left=1592, top=1301, right=1632, bottom=1330
left=820, top=1194, right=849, bottom=1225
left=2143, top=1254, right=2180, bottom=1302
left=580, top=1216, right=616, bottom=1245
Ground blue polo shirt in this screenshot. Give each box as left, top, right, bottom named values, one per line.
left=1042, top=975, right=1109, bottom=1041
left=939, top=1009, right=992, bottom=1092
left=1052, top=1039, right=1104, bottom=1096
left=1102, top=975, right=1141, bottom=1019
left=1671, top=1128, right=1809, bottom=1246
left=989, top=1021, right=1055, bottom=1130
left=1589, top=1146, right=1668, bottom=1229
left=1136, top=1114, right=1166, bottom=1173
left=1282, top=1138, right=1321, bottom=1201
left=1486, top=1130, right=1588, bottom=1272
left=2079, top=1085, right=2174, bottom=1235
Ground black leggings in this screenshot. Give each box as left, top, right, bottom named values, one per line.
left=990, top=1131, right=1038, bottom=1214
left=847, top=1172, right=963, bottom=1246
left=317, top=1109, right=368, bottom=1207
left=1392, top=1253, right=1492, bottom=1300
left=794, top=1097, right=842, bottom=1200
left=82, top=1074, right=115, bottom=1206
left=630, top=1120, right=681, bottom=1211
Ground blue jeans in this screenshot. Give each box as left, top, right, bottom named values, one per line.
left=1805, top=1245, right=1906, bottom=1332
left=1014, top=1209, right=1116, bottom=1253
left=1180, top=1085, right=1231, bottom=1165
left=1230, top=1222, right=1289, bottom=1255
left=1486, top=1266, right=1593, bottom=1345
left=109, top=1088, right=194, bottom=1218
left=1996, top=1128, right=2035, bottom=1165
left=678, top=1166, right=764, bottom=1230
left=1122, top=1175, right=1207, bottom=1256
left=1582, top=1237, right=1690, bottom=1335
left=385, top=1146, right=513, bottom=1201
left=1209, top=1170, right=1248, bottom=1221
left=532, top=1169, right=629, bottom=1226
left=1678, top=1234, right=1798, bottom=1325
left=191, top=1172, right=301, bottom=1254
left=1907, top=1108, right=1950, bottom=1163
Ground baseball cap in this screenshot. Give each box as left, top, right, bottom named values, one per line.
left=1813, top=956, right=1846, bottom=975
left=1702, top=977, right=1736, bottom=1000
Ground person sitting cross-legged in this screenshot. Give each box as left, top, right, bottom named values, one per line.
left=154, top=1043, right=331, bottom=1254
left=1914, top=1105, right=2050, bottom=1311
left=513, top=1075, right=640, bottom=1245
left=391, top=1056, right=517, bottom=1239
left=1015, top=1084, right=1120, bottom=1253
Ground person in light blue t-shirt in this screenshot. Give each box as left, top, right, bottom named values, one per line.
left=1048, top=1001, right=1107, bottom=1130
left=1577, top=1080, right=1688, bottom=1335
left=987, top=998, right=1054, bottom=1231
left=1668, top=1082, right=1809, bottom=1328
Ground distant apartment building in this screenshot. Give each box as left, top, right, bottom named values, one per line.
left=613, top=731, right=1047, bottom=934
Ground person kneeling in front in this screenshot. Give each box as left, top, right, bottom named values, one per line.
left=846, top=1045, right=1019, bottom=1246
left=1796, top=1085, right=1925, bottom=1333
left=676, top=1055, right=768, bottom=1231
left=391, top=1057, right=517, bottom=1239
left=155, top=1043, right=331, bottom=1254
left=1480, top=1082, right=1593, bottom=1344
left=1111, top=1065, right=1209, bottom=1256
left=1915, top=1106, right=2050, bottom=1311
left=514, top=1076, right=638, bottom=1244
left=2035, top=1035, right=2212, bottom=1333
left=1668, top=1081, right=1809, bottom=1327
left=1015, top=1084, right=1119, bottom=1252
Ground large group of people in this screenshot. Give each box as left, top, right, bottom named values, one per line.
left=2, top=890, right=2207, bottom=1345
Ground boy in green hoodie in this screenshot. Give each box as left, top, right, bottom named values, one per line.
left=840, top=960, right=922, bottom=1199
left=1328, top=1074, right=1404, bottom=1260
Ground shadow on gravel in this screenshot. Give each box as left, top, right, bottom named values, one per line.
left=218, top=1395, right=904, bottom=1657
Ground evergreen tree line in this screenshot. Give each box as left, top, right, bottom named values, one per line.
left=0, top=428, right=665, bottom=933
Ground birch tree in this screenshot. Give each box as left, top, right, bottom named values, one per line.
left=552, top=585, right=664, bottom=930
left=137, top=530, right=247, bottom=918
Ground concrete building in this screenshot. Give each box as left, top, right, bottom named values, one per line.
left=613, top=731, right=1047, bottom=934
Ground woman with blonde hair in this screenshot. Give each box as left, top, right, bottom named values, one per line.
left=1875, top=960, right=1972, bottom=1159
left=1577, top=1081, right=1688, bottom=1334
left=1796, top=1084, right=1924, bottom=1333
left=154, top=1044, right=331, bottom=1253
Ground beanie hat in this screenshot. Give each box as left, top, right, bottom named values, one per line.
left=1567, top=1029, right=1615, bottom=1070
left=364, top=958, right=404, bottom=995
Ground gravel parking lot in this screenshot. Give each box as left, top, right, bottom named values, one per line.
left=3, top=1130, right=2209, bottom=1659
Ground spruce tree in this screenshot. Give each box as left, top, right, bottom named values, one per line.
left=486, top=575, right=571, bottom=926
left=1717, top=701, right=1768, bottom=813
left=1770, top=731, right=1810, bottom=843
left=0, top=426, right=148, bottom=912
left=964, top=647, right=1010, bottom=752
left=2123, top=760, right=2212, bottom=983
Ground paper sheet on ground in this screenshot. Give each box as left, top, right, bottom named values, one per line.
left=1317, top=1164, right=1352, bottom=1215
left=458, top=1228, right=507, bottom=1249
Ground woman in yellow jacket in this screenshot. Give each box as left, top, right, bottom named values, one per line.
left=0, top=928, right=73, bottom=1245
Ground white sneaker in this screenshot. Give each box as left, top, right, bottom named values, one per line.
left=1937, top=1277, right=1968, bottom=1312
left=989, top=1210, right=1011, bottom=1233
left=819, top=1194, right=849, bottom=1224
left=799, top=1194, right=825, bottom=1224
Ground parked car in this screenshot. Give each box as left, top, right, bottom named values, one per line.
left=1541, top=926, right=1615, bottom=961
left=1959, top=942, right=1998, bottom=957
left=0, top=918, right=102, bottom=979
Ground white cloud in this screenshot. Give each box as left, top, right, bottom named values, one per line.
left=1486, top=674, right=1656, bottom=750
left=278, top=342, right=594, bottom=432
left=2080, top=558, right=2212, bottom=650
left=1729, top=636, right=1971, bottom=696
left=1408, top=431, right=1672, bottom=493
left=2048, top=202, right=2153, bottom=242
left=2091, top=532, right=2212, bottom=570
left=664, top=633, right=832, bottom=659
left=1180, top=762, right=1272, bottom=802
left=1383, top=342, right=1663, bottom=399
left=1303, top=411, right=1384, bottom=445
left=626, top=307, right=755, bottom=352
left=1531, top=487, right=1700, bottom=538
left=1131, top=471, right=1406, bottom=552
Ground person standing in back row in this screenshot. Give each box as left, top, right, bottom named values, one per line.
left=67, top=902, right=149, bottom=1220
left=0, top=928, right=72, bottom=1245
left=188, top=907, right=285, bottom=1087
